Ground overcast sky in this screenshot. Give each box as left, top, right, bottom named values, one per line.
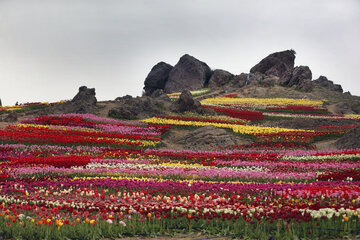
left=0, top=0, right=359, bottom=106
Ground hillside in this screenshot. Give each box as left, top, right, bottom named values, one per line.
left=0, top=51, right=360, bottom=239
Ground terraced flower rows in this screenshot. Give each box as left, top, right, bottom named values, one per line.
left=0, top=96, right=359, bottom=239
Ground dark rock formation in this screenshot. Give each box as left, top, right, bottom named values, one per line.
left=232, top=73, right=248, bottom=88
left=164, top=54, right=211, bottom=93
left=143, top=62, right=173, bottom=96
left=72, top=86, right=97, bottom=105
left=289, top=66, right=312, bottom=86
left=180, top=125, right=238, bottom=151
left=109, top=96, right=166, bottom=120
left=250, top=50, right=295, bottom=77
left=280, top=66, right=312, bottom=91
left=297, top=79, right=313, bottom=92
left=0, top=98, right=2, bottom=106
left=40, top=86, right=98, bottom=114
left=313, top=76, right=343, bottom=93
left=208, top=69, right=233, bottom=89
left=63, top=86, right=97, bottom=113
left=171, top=90, right=202, bottom=113
left=335, top=125, right=360, bottom=149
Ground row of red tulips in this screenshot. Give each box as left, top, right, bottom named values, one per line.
left=7, top=125, right=162, bottom=141
left=0, top=129, right=143, bottom=147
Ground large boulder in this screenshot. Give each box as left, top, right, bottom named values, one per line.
left=313, top=76, right=343, bottom=93
left=280, top=66, right=312, bottom=91
left=45, top=86, right=98, bottom=114
left=208, top=69, right=233, bottom=89
left=289, top=66, right=312, bottom=86
left=250, top=50, right=296, bottom=77
left=180, top=125, right=238, bottom=151
left=231, top=73, right=248, bottom=88
left=72, top=86, right=97, bottom=105
left=143, top=62, right=173, bottom=96
left=171, top=90, right=202, bottom=114
left=109, top=96, right=166, bottom=120
left=64, top=86, right=97, bottom=113
left=164, top=54, right=211, bottom=93
left=335, top=125, right=360, bottom=149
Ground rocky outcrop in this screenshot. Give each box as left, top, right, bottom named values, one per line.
left=109, top=96, right=166, bottom=120
left=335, top=125, right=360, bottom=149
left=143, top=62, right=173, bottom=96
left=72, top=86, right=97, bottom=105
left=0, top=98, right=2, bottom=106
left=180, top=125, right=238, bottom=151
left=280, top=66, right=313, bottom=91
left=171, top=90, right=202, bottom=113
left=164, top=54, right=212, bottom=93
left=208, top=69, right=233, bottom=89
left=313, top=76, right=343, bottom=93
left=42, top=86, right=98, bottom=114
left=232, top=73, right=248, bottom=88
left=61, top=86, right=98, bottom=113
left=250, top=50, right=296, bottom=77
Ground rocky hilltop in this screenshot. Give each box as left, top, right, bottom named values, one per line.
left=1, top=50, right=360, bottom=150
left=143, top=50, right=346, bottom=95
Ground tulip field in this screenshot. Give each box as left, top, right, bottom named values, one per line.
left=1, top=95, right=360, bottom=239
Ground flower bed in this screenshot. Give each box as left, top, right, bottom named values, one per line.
left=0, top=103, right=359, bottom=239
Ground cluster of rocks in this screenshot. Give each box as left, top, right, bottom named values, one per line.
left=171, top=90, right=203, bottom=114
left=143, top=50, right=346, bottom=94
left=109, top=95, right=167, bottom=120
left=313, top=76, right=343, bottom=92
left=143, top=54, right=212, bottom=96
left=46, top=86, right=98, bottom=114
left=250, top=50, right=296, bottom=78
left=108, top=89, right=214, bottom=120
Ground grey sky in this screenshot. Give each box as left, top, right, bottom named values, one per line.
left=0, top=0, right=359, bottom=106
